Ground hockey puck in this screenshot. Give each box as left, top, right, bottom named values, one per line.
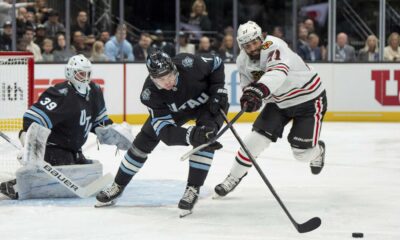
left=352, top=232, right=364, bottom=238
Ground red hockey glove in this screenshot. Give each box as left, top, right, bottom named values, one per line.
left=240, top=83, right=270, bottom=112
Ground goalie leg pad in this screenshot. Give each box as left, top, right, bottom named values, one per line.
left=16, top=160, right=103, bottom=200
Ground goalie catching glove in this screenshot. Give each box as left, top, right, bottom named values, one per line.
left=95, top=123, right=134, bottom=150
left=240, top=83, right=270, bottom=112
left=186, top=126, right=222, bottom=151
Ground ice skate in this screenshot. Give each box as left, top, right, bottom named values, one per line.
left=310, top=140, right=325, bottom=175
left=214, top=173, right=247, bottom=198
left=95, top=182, right=125, bottom=208
left=178, top=185, right=199, bottom=218
left=0, top=179, right=18, bottom=200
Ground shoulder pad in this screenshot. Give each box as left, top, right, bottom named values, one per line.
left=261, top=37, right=280, bottom=51
left=45, top=82, right=70, bottom=97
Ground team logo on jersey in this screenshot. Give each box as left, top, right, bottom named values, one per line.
left=182, top=56, right=194, bottom=68
left=250, top=70, right=265, bottom=81
left=141, top=88, right=151, bottom=101
left=58, top=88, right=68, bottom=96
left=261, top=41, right=273, bottom=50
left=80, top=109, right=92, bottom=139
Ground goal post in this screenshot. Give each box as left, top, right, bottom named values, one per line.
left=0, top=52, right=34, bottom=181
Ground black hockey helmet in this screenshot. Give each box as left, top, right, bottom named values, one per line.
left=146, top=49, right=177, bottom=78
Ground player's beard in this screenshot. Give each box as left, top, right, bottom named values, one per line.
left=248, top=49, right=260, bottom=60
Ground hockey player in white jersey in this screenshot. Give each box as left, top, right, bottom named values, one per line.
left=215, top=21, right=327, bottom=198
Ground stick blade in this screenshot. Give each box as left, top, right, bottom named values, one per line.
left=297, top=217, right=321, bottom=233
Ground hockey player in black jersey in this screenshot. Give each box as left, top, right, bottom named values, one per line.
left=96, top=49, right=229, bottom=216
left=0, top=55, right=133, bottom=200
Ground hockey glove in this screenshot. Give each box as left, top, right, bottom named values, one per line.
left=240, top=83, right=270, bottom=112
left=187, top=126, right=222, bottom=150
left=209, top=88, right=228, bottom=115
left=95, top=123, right=134, bottom=151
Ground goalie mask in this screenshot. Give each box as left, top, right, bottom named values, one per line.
left=65, top=54, right=92, bottom=95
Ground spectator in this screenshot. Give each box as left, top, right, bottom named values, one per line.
left=383, top=32, right=400, bottom=62
left=188, top=0, right=211, bottom=34
left=218, top=34, right=234, bottom=62
left=297, top=33, right=322, bottom=62
left=23, top=27, right=42, bottom=61
left=17, top=39, right=28, bottom=51
left=71, top=11, right=92, bottom=37
left=133, top=32, right=153, bottom=62
left=196, top=36, right=214, bottom=55
left=105, top=24, right=134, bottom=62
left=297, top=25, right=309, bottom=49
left=152, top=29, right=176, bottom=57
left=41, top=38, right=54, bottom=62
left=34, top=24, right=46, bottom=51
left=224, top=26, right=234, bottom=36
left=272, top=26, right=285, bottom=40
left=304, top=18, right=316, bottom=34
left=25, top=11, right=37, bottom=29
left=53, top=33, right=76, bottom=62
left=34, top=0, right=52, bottom=24
left=99, top=30, right=110, bottom=44
left=358, top=35, right=379, bottom=62
left=72, top=30, right=91, bottom=58
left=178, top=31, right=195, bottom=54
left=0, top=0, right=34, bottom=28
left=43, top=10, right=65, bottom=38
left=335, top=32, right=356, bottom=62
left=90, top=40, right=108, bottom=62
left=0, top=21, right=12, bottom=51
left=16, top=7, right=28, bottom=37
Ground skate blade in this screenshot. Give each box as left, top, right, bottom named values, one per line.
left=179, top=209, right=193, bottom=218
left=212, top=192, right=223, bottom=199
left=94, top=200, right=116, bottom=208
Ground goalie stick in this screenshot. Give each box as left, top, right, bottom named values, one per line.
left=219, top=109, right=321, bottom=233
left=180, top=109, right=245, bottom=161
left=0, top=124, right=113, bottom=198
left=0, top=131, right=22, bottom=150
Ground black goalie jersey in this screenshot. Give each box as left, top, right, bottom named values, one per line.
left=140, top=53, right=225, bottom=145
left=23, top=81, right=112, bottom=152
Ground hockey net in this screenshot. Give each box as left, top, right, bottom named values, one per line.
left=0, top=52, right=34, bottom=181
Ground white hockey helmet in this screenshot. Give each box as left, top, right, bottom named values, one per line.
left=237, top=21, right=263, bottom=48
left=65, top=54, right=92, bottom=95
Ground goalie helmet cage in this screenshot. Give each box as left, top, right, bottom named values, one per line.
left=0, top=52, right=34, bottom=181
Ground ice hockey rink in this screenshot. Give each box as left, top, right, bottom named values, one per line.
left=0, top=122, right=399, bottom=240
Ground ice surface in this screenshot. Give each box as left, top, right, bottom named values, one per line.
left=0, top=122, right=399, bottom=240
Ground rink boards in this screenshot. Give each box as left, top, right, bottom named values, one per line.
left=28, top=63, right=400, bottom=123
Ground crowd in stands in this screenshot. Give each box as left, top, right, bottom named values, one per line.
left=0, top=0, right=399, bottom=63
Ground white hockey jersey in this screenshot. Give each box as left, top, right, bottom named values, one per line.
left=236, top=35, right=324, bottom=109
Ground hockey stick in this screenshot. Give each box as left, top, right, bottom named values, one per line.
left=0, top=126, right=113, bottom=198
left=0, top=131, right=22, bottom=150
left=219, top=109, right=321, bottom=233
left=180, top=109, right=245, bottom=161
